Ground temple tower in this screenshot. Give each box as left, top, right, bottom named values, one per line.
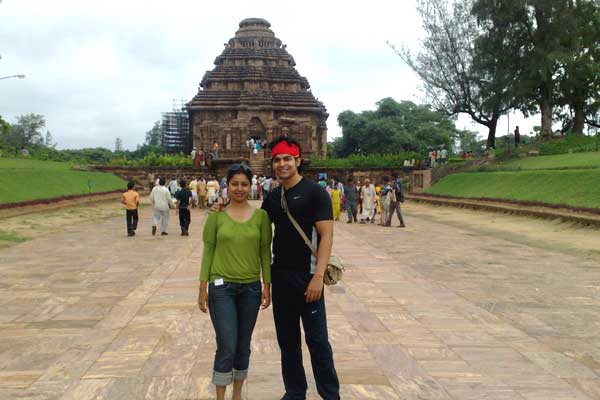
left=187, top=18, right=328, bottom=173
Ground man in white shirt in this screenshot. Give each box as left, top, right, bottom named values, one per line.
left=360, top=178, right=376, bottom=224
left=189, top=178, right=199, bottom=207
left=149, top=177, right=174, bottom=235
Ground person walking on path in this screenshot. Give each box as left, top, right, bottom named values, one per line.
left=386, top=172, right=406, bottom=228
left=360, top=178, right=376, bottom=224
left=379, top=176, right=392, bottom=227
left=198, top=164, right=272, bottom=400
left=121, top=181, right=139, bottom=236
left=207, top=177, right=219, bottom=206
left=343, top=178, right=358, bottom=223
left=197, top=177, right=207, bottom=209
left=174, top=179, right=193, bottom=236
left=330, top=182, right=341, bottom=221
left=149, top=177, right=174, bottom=236
left=189, top=178, right=199, bottom=207
left=261, top=136, right=340, bottom=400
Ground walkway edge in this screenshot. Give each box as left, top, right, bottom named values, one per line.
left=407, top=194, right=600, bottom=227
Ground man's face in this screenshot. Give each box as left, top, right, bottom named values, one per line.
left=365, top=178, right=370, bottom=186
left=272, top=154, right=300, bottom=180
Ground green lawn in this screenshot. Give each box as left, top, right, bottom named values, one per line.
left=0, top=158, right=126, bottom=203
left=425, top=169, right=600, bottom=209
left=497, top=152, right=600, bottom=171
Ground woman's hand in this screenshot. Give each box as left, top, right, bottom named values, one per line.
left=261, top=283, right=271, bottom=309
left=198, top=285, right=208, bottom=313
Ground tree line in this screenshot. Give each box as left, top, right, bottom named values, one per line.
left=0, top=114, right=167, bottom=164
left=329, top=97, right=483, bottom=158
left=390, top=0, right=600, bottom=148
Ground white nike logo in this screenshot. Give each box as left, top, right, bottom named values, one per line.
left=311, top=310, right=318, bottom=314
left=293, top=196, right=302, bottom=200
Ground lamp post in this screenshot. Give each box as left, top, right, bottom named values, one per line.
left=0, top=74, right=25, bottom=80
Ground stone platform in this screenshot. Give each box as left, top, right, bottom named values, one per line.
left=1, top=201, right=600, bottom=399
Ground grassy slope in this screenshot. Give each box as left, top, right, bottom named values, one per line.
left=0, top=158, right=126, bottom=203
left=498, top=152, right=600, bottom=170
left=426, top=152, right=600, bottom=209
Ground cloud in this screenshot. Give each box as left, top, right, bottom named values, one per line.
left=1, top=0, right=540, bottom=150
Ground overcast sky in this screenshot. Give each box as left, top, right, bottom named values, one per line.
left=0, top=0, right=537, bottom=150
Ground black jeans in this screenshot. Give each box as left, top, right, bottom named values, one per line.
left=125, top=209, right=138, bottom=233
left=178, top=208, right=191, bottom=231
left=272, top=269, right=340, bottom=400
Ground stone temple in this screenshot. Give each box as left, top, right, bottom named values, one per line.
left=187, top=18, right=328, bottom=174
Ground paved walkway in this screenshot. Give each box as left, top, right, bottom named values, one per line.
left=1, top=201, right=600, bottom=399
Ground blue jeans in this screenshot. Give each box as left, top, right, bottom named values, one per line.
left=272, top=270, right=340, bottom=400
left=208, top=281, right=262, bottom=386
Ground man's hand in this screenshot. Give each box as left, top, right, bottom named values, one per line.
left=209, top=199, right=226, bottom=213
left=305, top=274, right=324, bottom=303
left=198, top=286, right=208, bottom=313
left=261, top=283, right=271, bottom=309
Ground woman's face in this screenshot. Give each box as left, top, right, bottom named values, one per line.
left=227, top=172, right=251, bottom=202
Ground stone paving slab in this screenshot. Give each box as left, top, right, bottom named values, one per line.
left=0, top=201, right=599, bottom=399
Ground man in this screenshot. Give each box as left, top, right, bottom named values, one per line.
left=261, top=136, right=340, bottom=400
left=386, top=172, right=406, bottom=228
left=189, top=178, right=198, bottom=207
left=149, top=177, right=174, bottom=235
left=261, top=175, right=271, bottom=201
left=174, top=179, right=193, bottom=236
left=514, top=126, right=521, bottom=147
left=343, top=178, right=357, bottom=223
left=440, top=146, right=448, bottom=165
left=168, top=177, right=179, bottom=195
left=197, top=176, right=207, bottom=208
left=206, top=176, right=219, bottom=206
left=360, top=178, right=376, bottom=224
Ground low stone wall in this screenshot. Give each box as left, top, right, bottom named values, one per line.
left=91, top=166, right=212, bottom=192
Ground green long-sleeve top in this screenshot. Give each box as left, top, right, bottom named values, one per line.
left=200, top=209, right=272, bottom=284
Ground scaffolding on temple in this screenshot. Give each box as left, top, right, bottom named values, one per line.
left=161, top=99, right=191, bottom=154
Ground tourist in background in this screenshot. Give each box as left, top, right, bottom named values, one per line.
left=213, top=141, right=219, bottom=159
left=149, top=177, right=174, bottom=236
left=330, top=181, right=341, bottom=221
left=386, top=172, right=406, bottom=228
left=198, top=164, right=272, bottom=400
left=207, top=177, right=219, bottom=206
left=251, top=175, right=258, bottom=200
left=261, top=175, right=271, bottom=201
left=344, top=178, right=358, bottom=223
left=197, top=177, right=208, bottom=208
left=174, top=179, right=193, bottom=236
left=360, top=178, right=376, bottom=224
left=189, top=178, right=199, bottom=207
left=121, top=181, right=139, bottom=236
left=379, top=176, right=392, bottom=227
left=168, top=177, right=179, bottom=195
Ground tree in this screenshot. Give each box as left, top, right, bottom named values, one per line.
left=335, top=98, right=456, bottom=157
left=10, top=113, right=46, bottom=150
left=145, top=121, right=162, bottom=146
left=114, top=137, right=123, bottom=152
left=455, top=129, right=481, bottom=153
left=44, top=130, right=56, bottom=148
left=393, top=0, right=517, bottom=149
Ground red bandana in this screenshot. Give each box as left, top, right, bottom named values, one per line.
left=270, top=141, right=300, bottom=158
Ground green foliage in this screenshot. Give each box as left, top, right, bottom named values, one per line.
left=0, top=158, right=126, bottom=204
left=538, top=135, right=600, bottom=155
left=425, top=169, right=600, bottom=209
left=335, top=98, right=454, bottom=157
left=145, top=121, right=162, bottom=146
left=108, top=152, right=192, bottom=167
left=310, top=152, right=419, bottom=168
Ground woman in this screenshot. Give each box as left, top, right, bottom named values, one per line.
left=330, top=182, right=341, bottom=221
left=198, top=164, right=272, bottom=400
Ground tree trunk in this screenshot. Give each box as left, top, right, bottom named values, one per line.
left=571, top=99, right=585, bottom=135
left=486, top=115, right=499, bottom=149
left=540, top=85, right=553, bottom=137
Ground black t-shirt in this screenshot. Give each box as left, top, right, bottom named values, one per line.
left=262, top=177, right=333, bottom=273
left=174, top=188, right=192, bottom=208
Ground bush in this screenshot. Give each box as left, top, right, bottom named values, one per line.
left=309, top=152, right=420, bottom=168
left=539, top=135, right=600, bottom=155
left=108, top=152, right=192, bottom=168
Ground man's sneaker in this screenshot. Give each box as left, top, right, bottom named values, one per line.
left=152, top=226, right=156, bottom=236
left=346, top=220, right=352, bottom=224
left=127, top=231, right=134, bottom=237
left=161, top=232, right=168, bottom=236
